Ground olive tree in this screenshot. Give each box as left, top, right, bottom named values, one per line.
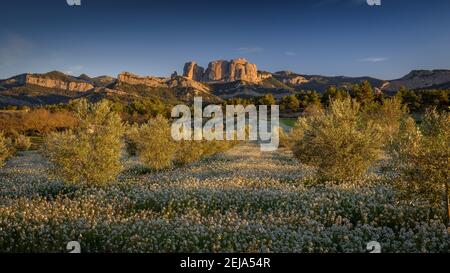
left=292, top=98, right=384, bottom=181
left=43, top=99, right=125, bottom=186
left=390, top=109, right=450, bottom=225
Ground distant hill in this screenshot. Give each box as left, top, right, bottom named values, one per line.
left=271, top=71, right=386, bottom=93
left=381, top=70, right=450, bottom=92
left=0, top=71, right=221, bottom=107
left=1, top=60, right=449, bottom=107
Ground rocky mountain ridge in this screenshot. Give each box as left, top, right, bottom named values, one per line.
left=382, top=69, right=450, bottom=92
left=1, top=60, right=449, bottom=107
left=183, top=58, right=260, bottom=83
left=0, top=71, right=95, bottom=92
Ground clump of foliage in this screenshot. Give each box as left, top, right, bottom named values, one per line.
left=13, top=134, right=32, bottom=151
left=281, top=105, right=325, bottom=150
left=174, top=137, right=236, bottom=165
left=127, top=116, right=238, bottom=169
left=254, top=93, right=276, bottom=105
left=292, top=98, right=384, bottom=181
left=124, top=124, right=140, bottom=157
left=321, top=86, right=350, bottom=106
left=43, top=99, right=125, bottom=186
left=278, top=127, right=291, bottom=149
left=174, top=140, right=207, bottom=165
left=362, top=96, right=408, bottom=145
left=280, top=95, right=300, bottom=112
left=0, top=132, right=14, bottom=167
left=0, top=108, right=78, bottom=136
left=129, top=115, right=177, bottom=170
left=396, top=87, right=449, bottom=112
left=351, top=80, right=375, bottom=106
left=390, top=108, right=450, bottom=225
left=295, top=90, right=322, bottom=109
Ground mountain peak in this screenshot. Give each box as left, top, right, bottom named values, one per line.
left=183, top=58, right=260, bottom=83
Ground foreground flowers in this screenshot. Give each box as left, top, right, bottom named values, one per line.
left=0, top=143, right=448, bottom=253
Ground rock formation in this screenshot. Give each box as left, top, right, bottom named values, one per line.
left=228, top=58, right=258, bottom=82
left=183, top=62, right=205, bottom=82
left=117, top=72, right=167, bottom=87
left=166, top=76, right=210, bottom=93
left=1, top=72, right=94, bottom=92
left=258, top=71, right=274, bottom=80
left=205, top=60, right=229, bottom=82
left=183, top=58, right=261, bottom=83
left=271, top=71, right=308, bottom=86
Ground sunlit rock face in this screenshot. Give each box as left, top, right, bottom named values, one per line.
left=183, top=58, right=261, bottom=83
left=183, top=61, right=205, bottom=82
left=117, top=72, right=167, bottom=87
left=1, top=72, right=94, bottom=92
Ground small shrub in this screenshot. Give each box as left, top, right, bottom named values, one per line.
left=131, top=116, right=177, bottom=170
left=174, top=140, right=206, bottom=165
left=362, top=96, right=408, bottom=145
left=0, top=132, right=13, bottom=166
left=292, top=98, right=384, bottom=181
left=13, top=134, right=32, bottom=151
left=390, top=109, right=450, bottom=224
left=43, top=99, right=124, bottom=186
left=278, top=128, right=290, bottom=149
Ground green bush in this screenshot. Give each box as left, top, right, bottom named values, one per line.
left=129, top=117, right=237, bottom=169
left=131, top=116, right=177, bottom=170
left=43, top=99, right=125, bottom=186
left=174, top=140, right=206, bottom=165
left=283, top=105, right=325, bottom=150
left=278, top=128, right=290, bottom=149
left=292, top=98, right=384, bottom=181
left=362, top=96, right=408, bottom=145
left=174, top=138, right=235, bottom=165
left=390, top=109, right=450, bottom=224
left=0, top=132, right=13, bottom=167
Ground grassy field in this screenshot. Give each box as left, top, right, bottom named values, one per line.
left=0, top=142, right=448, bottom=253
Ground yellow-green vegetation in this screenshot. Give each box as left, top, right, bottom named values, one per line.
left=362, top=96, right=408, bottom=144
left=42, top=99, right=125, bottom=186
left=0, top=98, right=449, bottom=253
left=0, top=143, right=449, bottom=252
left=0, top=132, right=13, bottom=167
left=13, top=134, right=32, bottom=151
left=174, top=140, right=207, bottom=165
left=278, top=128, right=291, bottom=149
left=280, top=118, right=296, bottom=127
left=129, top=116, right=177, bottom=170
left=127, top=116, right=238, bottom=169
left=390, top=109, right=450, bottom=225
left=291, top=98, right=384, bottom=181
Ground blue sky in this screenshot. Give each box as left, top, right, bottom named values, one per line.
left=1, top=0, right=449, bottom=80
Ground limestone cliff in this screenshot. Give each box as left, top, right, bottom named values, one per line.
left=117, top=72, right=167, bottom=87
left=166, top=76, right=210, bottom=93
left=1, top=71, right=94, bottom=92
left=183, top=62, right=205, bottom=82
left=272, top=71, right=309, bottom=86
left=183, top=58, right=261, bottom=83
